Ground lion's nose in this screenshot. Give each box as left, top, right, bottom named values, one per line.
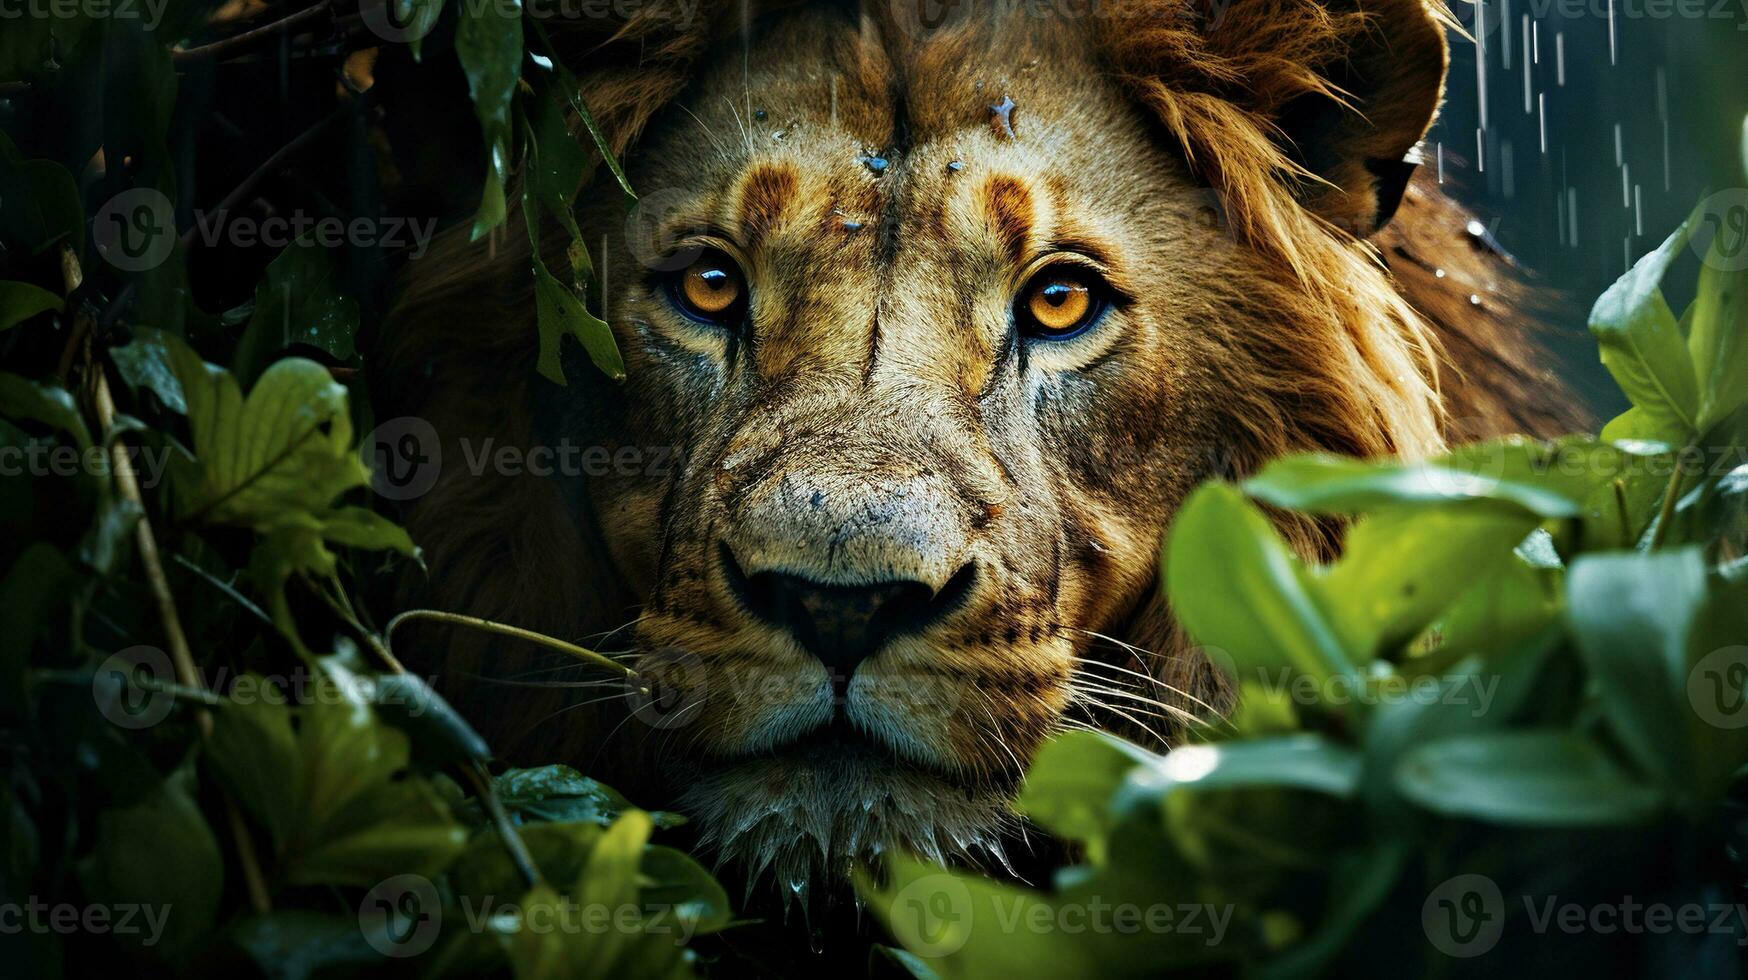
left=722, top=544, right=976, bottom=684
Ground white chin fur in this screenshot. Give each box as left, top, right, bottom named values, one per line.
left=677, top=745, right=1017, bottom=908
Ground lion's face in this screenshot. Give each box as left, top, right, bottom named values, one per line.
left=442, top=0, right=1457, bottom=886
left=554, top=8, right=1365, bottom=881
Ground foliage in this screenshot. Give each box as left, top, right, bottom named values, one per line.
left=1, top=4, right=1745, bottom=979
left=0, top=4, right=706, bottom=978
left=859, top=124, right=1748, bottom=978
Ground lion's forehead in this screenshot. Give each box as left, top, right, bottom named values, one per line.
left=633, top=8, right=1195, bottom=259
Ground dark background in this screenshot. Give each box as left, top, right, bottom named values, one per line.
left=1438, top=2, right=1748, bottom=416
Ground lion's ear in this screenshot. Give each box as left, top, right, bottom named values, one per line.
left=1103, top=0, right=1448, bottom=237
left=1275, top=0, right=1449, bottom=234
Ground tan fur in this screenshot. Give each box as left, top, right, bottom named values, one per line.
left=374, top=0, right=1575, bottom=886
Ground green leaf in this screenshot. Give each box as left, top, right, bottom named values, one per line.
left=1688, top=212, right=1748, bottom=433
left=0, top=19, right=94, bottom=85
left=400, top=0, right=445, bottom=62
left=1016, top=730, right=1162, bottom=861
left=78, top=496, right=142, bottom=575
left=483, top=812, right=695, bottom=980
left=0, top=156, right=83, bottom=254
left=527, top=20, right=634, bottom=199
left=640, top=845, right=733, bottom=937
left=0, top=544, right=79, bottom=714
left=0, top=373, right=93, bottom=450
left=317, top=505, right=418, bottom=555
left=524, top=185, right=625, bottom=384
left=572, top=811, right=658, bottom=972
left=1321, top=507, right=1540, bottom=656
left=207, top=693, right=301, bottom=848
left=170, top=343, right=368, bottom=528
left=76, top=762, right=223, bottom=958
left=451, top=820, right=604, bottom=903
left=1164, top=483, right=1356, bottom=688
left=372, top=671, right=491, bottom=767
left=1588, top=221, right=1701, bottom=440
left=1111, top=735, right=1363, bottom=824
left=1567, top=549, right=1708, bottom=795
left=494, top=765, right=684, bottom=829
left=873, top=946, right=946, bottom=980
left=1244, top=439, right=1636, bottom=519
left=528, top=93, right=587, bottom=252
left=228, top=911, right=384, bottom=980
left=456, top=0, right=523, bottom=240
left=233, top=237, right=361, bottom=385
left=858, top=854, right=1102, bottom=978
left=110, top=329, right=188, bottom=414
left=1685, top=574, right=1748, bottom=802
left=1415, top=553, right=1562, bottom=669
left=277, top=664, right=468, bottom=887
left=1396, top=731, right=1665, bottom=826
left=0, top=281, right=63, bottom=331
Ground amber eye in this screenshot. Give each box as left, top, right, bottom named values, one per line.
left=1015, top=267, right=1106, bottom=339
left=668, top=250, right=747, bottom=324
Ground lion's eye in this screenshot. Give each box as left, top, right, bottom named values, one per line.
left=1015, top=268, right=1106, bottom=339
left=668, top=250, right=747, bottom=325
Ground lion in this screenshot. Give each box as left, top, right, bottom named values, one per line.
left=374, top=0, right=1575, bottom=904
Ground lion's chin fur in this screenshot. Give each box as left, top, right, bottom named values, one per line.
left=675, top=744, right=1019, bottom=908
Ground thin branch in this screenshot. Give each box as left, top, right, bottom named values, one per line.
left=342, top=600, right=549, bottom=891
left=67, top=249, right=273, bottom=916
left=180, top=105, right=347, bottom=252
left=1648, top=442, right=1697, bottom=550
left=99, top=106, right=347, bottom=334
left=384, top=609, right=638, bottom=681
left=172, top=2, right=335, bottom=65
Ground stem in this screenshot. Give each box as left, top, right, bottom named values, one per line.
left=69, top=253, right=273, bottom=915
left=171, top=3, right=334, bottom=65
left=179, top=106, right=346, bottom=252
left=461, top=762, right=545, bottom=891
left=347, top=601, right=548, bottom=890
left=1648, top=443, right=1696, bottom=550
left=383, top=609, right=636, bottom=681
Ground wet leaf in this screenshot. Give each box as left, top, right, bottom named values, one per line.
left=456, top=0, right=523, bottom=240
left=523, top=181, right=624, bottom=384
left=1244, top=439, right=1645, bottom=519
left=1568, top=549, right=1708, bottom=795
left=0, top=156, right=82, bottom=254
left=76, top=761, right=223, bottom=959
left=169, top=343, right=367, bottom=528
left=1164, top=483, right=1356, bottom=687
left=1588, top=220, right=1701, bottom=441
left=233, top=238, right=361, bottom=385
left=494, top=765, right=684, bottom=829
left=110, top=329, right=188, bottom=414
left=0, top=282, right=63, bottom=331
left=0, top=374, right=92, bottom=450
left=1396, top=731, right=1665, bottom=826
